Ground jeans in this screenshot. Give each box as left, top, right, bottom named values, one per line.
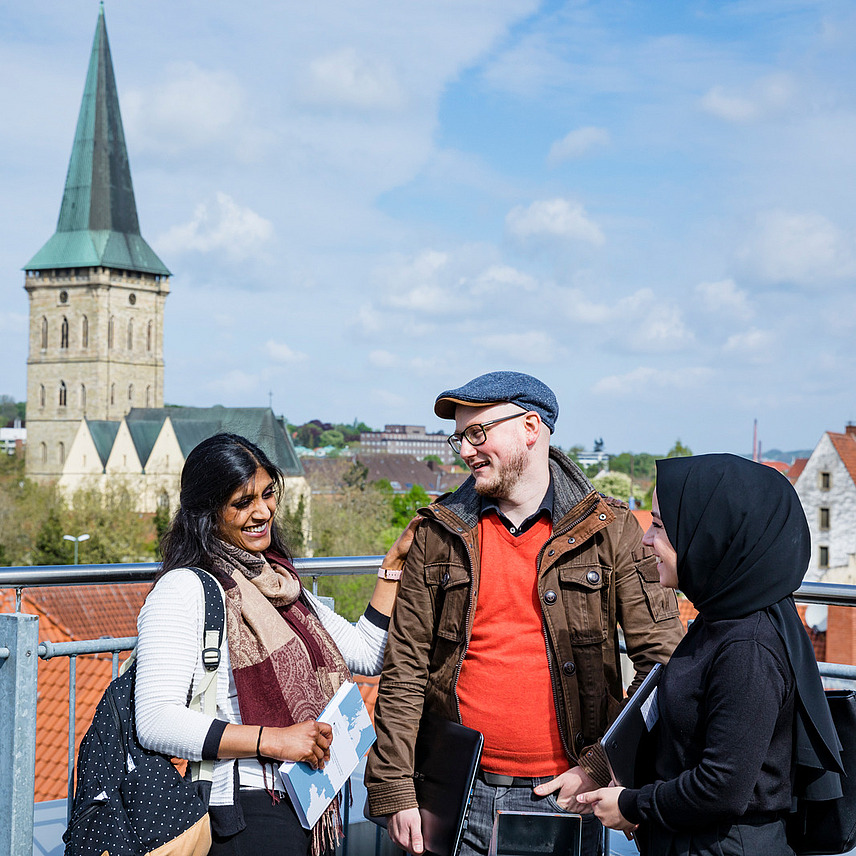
left=458, top=776, right=604, bottom=856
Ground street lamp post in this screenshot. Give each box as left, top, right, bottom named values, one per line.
left=62, top=533, right=90, bottom=565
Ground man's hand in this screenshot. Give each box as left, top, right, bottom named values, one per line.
left=388, top=807, right=424, bottom=854
left=532, top=765, right=599, bottom=814
left=576, top=787, right=636, bottom=834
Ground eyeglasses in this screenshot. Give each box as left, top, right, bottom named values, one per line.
left=447, top=411, right=528, bottom=454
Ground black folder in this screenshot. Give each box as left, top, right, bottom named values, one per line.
left=601, top=662, right=662, bottom=788
left=367, top=713, right=484, bottom=856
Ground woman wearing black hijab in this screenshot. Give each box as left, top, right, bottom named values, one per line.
left=578, top=453, right=842, bottom=855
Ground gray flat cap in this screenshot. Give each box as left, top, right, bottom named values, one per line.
left=434, top=371, right=558, bottom=433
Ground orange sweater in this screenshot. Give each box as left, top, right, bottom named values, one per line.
left=456, top=512, right=567, bottom=776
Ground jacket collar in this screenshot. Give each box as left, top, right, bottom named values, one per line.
left=431, top=446, right=595, bottom=530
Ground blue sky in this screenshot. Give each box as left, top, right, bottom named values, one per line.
left=2, top=0, right=856, bottom=456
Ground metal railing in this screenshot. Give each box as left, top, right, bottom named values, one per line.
left=2, top=562, right=856, bottom=856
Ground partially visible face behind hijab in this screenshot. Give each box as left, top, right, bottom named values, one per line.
left=656, top=453, right=810, bottom=620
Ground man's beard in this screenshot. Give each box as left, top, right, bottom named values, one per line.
left=473, top=446, right=528, bottom=499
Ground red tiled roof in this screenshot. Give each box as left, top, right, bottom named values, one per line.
left=789, top=457, right=808, bottom=484
left=762, top=461, right=790, bottom=474
left=631, top=509, right=652, bottom=532
left=828, top=432, right=856, bottom=489
left=26, top=583, right=149, bottom=640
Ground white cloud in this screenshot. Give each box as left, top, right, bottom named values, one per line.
left=723, top=327, right=775, bottom=357
left=695, top=278, right=753, bottom=321
left=299, top=48, right=406, bottom=111
left=593, top=366, right=714, bottom=396
left=473, top=331, right=557, bottom=364
left=123, top=63, right=259, bottom=156
left=205, top=369, right=260, bottom=395
left=369, top=349, right=398, bottom=368
left=547, top=126, right=610, bottom=164
left=158, top=193, right=274, bottom=261
left=264, top=341, right=308, bottom=364
left=740, top=209, right=856, bottom=285
left=505, top=199, right=605, bottom=246
left=700, top=74, right=795, bottom=123
left=469, top=265, right=537, bottom=295
left=631, top=305, right=695, bottom=352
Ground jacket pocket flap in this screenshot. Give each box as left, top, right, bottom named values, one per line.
left=558, top=564, right=608, bottom=590
left=424, top=563, right=469, bottom=588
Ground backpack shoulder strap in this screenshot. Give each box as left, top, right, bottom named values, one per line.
left=184, top=567, right=226, bottom=784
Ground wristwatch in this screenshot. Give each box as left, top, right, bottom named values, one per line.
left=377, top=566, right=403, bottom=581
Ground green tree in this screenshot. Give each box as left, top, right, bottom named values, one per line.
left=666, top=439, right=692, bottom=458
left=592, top=472, right=644, bottom=505
left=391, top=485, right=430, bottom=529
left=279, top=492, right=307, bottom=557
left=318, top=429, right=345, bottom=448
left=0, top=394, right=18, bottom=427
left=423, top=454, right=442, bottom=465
left=33, top=508, right=71, bottom=565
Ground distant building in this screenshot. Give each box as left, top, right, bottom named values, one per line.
left=794, top=424, right=856, bottom=582
left=359, top=425, right=455, bottom=464
left=0, top=422, right=26, bottom=455
left=58, top=406, right=308, bottom=522
left=23, top=8, right=170, bottom=483
left=303, top=454, right=466, bottom=497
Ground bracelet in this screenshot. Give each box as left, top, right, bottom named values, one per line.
left=378, top=566, right=403, bottom=581
left=255, top=726, right=265, bottom=763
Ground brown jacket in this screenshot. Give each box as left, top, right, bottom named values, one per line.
left=365, top=448, right=684, bottom=816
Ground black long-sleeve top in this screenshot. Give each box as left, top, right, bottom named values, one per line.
left=618, top=610, right=795, bottom=832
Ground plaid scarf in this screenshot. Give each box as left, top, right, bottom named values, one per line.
left=209, top=539, right=350, bottom=854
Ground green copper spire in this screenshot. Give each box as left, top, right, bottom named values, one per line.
left=25, top=6, right=170, bottom=275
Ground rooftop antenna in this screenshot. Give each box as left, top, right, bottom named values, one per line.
left=753, top=419, right=758, bottom=462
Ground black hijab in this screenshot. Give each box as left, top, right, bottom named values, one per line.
left=656, top=453, right=843, bottom=801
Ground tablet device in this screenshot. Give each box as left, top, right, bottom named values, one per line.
left=601, top=662, right=662, bottom=787
left=489, top=810, right=582, bottom=856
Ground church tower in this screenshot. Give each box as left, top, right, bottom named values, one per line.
left=23, top=6, right=170, bottom=480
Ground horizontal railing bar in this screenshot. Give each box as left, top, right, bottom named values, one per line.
left=0, top=556, right=384, bottom=588
left=39, top=637, right=137, bottom=660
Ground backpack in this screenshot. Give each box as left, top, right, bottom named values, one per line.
left=63, top=567, right=225, bottom=856
left=788, top=689, right=856, bottom=856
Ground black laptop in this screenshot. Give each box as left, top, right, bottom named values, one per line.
left=367, top=713, right=484, bottom=856
left=601, top=662, right=662, bottom=787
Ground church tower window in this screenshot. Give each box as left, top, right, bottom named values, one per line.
left=39, top=384, right=46, bottom=407
left=81, top=384, right=86, bottom=409
left=110, top=383, right=115, bottom=405
left=128, top=383, right=134, bottom=403
left=127, top=319, right=133, bottom=350
left=61, top=316, right=69, bottom=349
left=41, top=317, right=48, bottom=350
left=108, top=316, right=115, bottom=349
left=41, top=443, right=47, bottom=464
left=145, top=385, right=152, bottom=407
left=59, top=381, right=67, bottom=407
left=147, top=320, right=153, bottom=352
left=59, top=442, right=66, bottom=464
left=81, top=315, right=89, bottom=348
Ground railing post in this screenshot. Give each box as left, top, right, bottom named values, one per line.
left=0, top=612, right=39, bottom=856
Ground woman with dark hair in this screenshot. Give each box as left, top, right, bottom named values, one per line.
left=135, top=433, right=412, bottom=856
left=578, top=453, right=842, bottom=855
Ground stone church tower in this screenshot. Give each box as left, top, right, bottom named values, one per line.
left=23, top=7, right=170, bottom=481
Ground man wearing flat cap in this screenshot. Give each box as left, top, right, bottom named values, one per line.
left=366, top=371, right=683, bottom=856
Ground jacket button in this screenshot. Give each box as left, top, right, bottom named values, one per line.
left=442, top=572, right=450, bottom=585
left=562, top=661, right=576, bottom=676
left=543, top=590, right=557, bottom=605
left=568, top=537, right=575, bottom=544
left=548, top=549, right=555, bottom=557
left=586, top=570, right=600, bottom=584
left=598, top=513, right=607, bottom=520
left=575, top=732, right=585, bottom=748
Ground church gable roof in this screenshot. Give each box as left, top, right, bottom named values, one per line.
left=127, top=406, right=304, bottom=476
left=86, top=420, right=121, bottom=467
left=24, top=6, right=169, bottom=276
left=126, top=416, right=167, bottom=470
